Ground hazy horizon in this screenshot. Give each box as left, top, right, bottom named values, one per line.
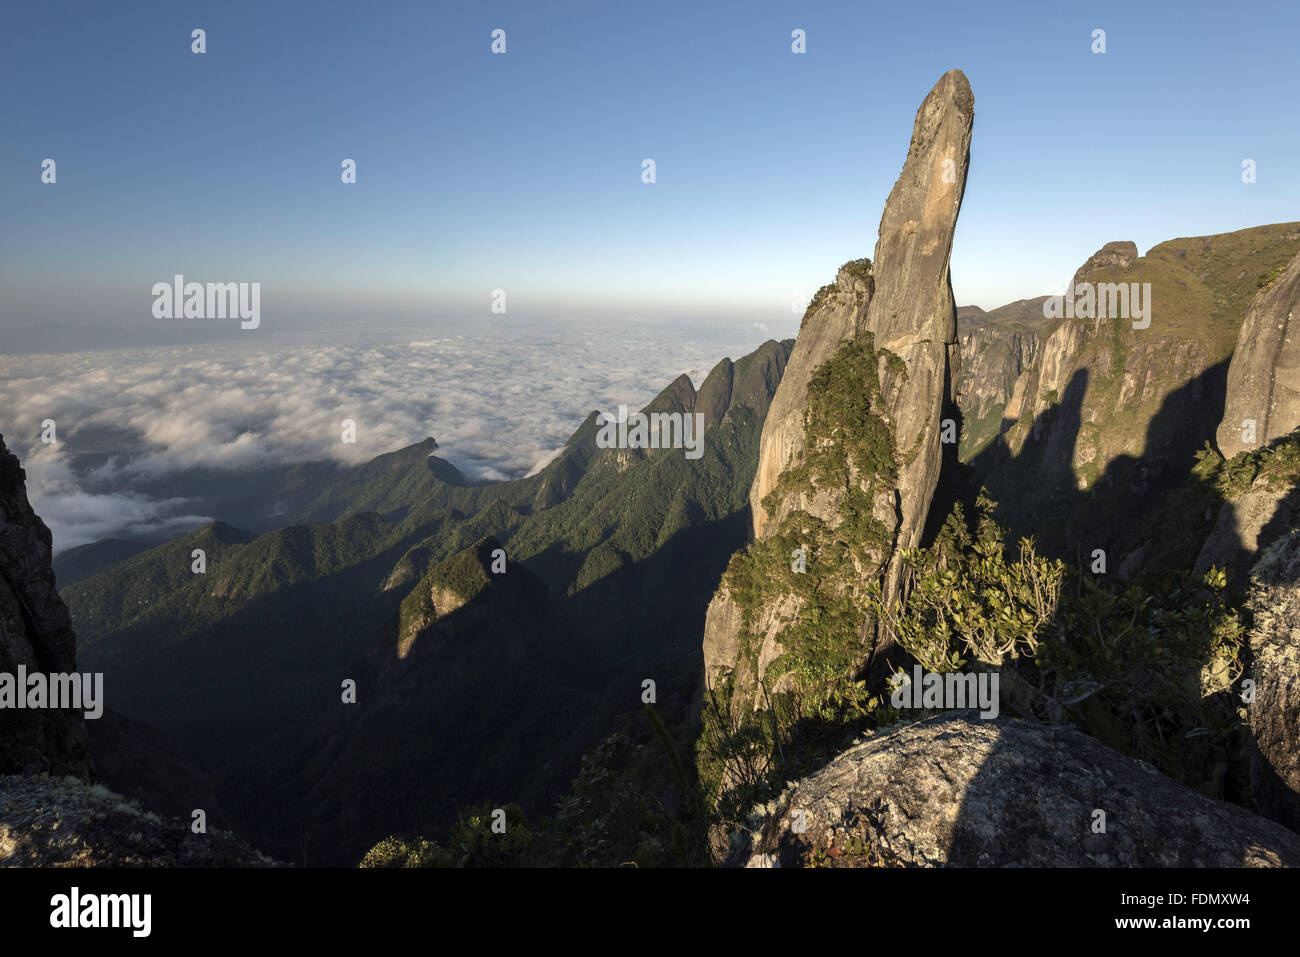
left=4, top=0, right=1298, bottom=342
left=1, top=317, right=789, bottom=551
left=4, top=0, right=1298, bottom=549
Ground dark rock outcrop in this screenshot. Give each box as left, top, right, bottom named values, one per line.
left=732, top=712, right=1300, bottom=867
left=1245, top=532, right=1300, bottom=832
left=0, top=434, right=93, bottom=778
left=86, top=708, right=230, bottom=827
left=0, top=775, right=272, bottom=867
left=1194, top=474, right=1300, bottom=581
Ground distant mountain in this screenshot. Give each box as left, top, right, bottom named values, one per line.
left=228, top=536, right=601, bottom=864
left=956, top=222, right=1300, bottom=559
left=53, top=538, right=154, bottom=587
left=21, top=60, right=1300, bottom=872
left=59, top=337, right=794, bottom=863
left=1, top=434, right=269, bottom=866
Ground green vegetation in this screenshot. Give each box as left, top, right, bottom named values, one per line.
left=874, top=492, right=1248, bottom=795
left=800, top=258, right=873, bottom=329
left=697, top=335, right=899, bottom=826
left=801, top=283, right=836, bottom=327
left=961, top=223, right=1300, bottom=560
left=840, top=257, right=873, bottom=286
left=806, top=832, right=899, bottom=868
left=360, top=803, right=531, bottom=868
left=361, top=726, right=702, bottom=868
left=1213, top=427, right=1300, bottom=496
left=868, top=494, right=1064, bottom=671
left=1124, top=428, right=1300, bottom=578
left=62, top=339, right=796, bottom=864
left=1257, top=262, right=1288, bottom=288
left=957, top=401, right=1007, bottom=460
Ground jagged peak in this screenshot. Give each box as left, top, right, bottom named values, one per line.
left=396, top=534, right=545, bottom=659
left=1070, top=240, right=1139, bottom=286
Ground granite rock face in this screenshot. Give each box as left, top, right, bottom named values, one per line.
left=954, top=299, right=1048, bottom=457
left=963, top=225, right=1300, bottom=560
left=0, top=434, right=93, bottom=778
left=1070, top=240, right=1139, bottom=284
left=731, top=712, right=1300, bottom=867
left=1194, top=476, right=1299, bottom=582
left=704, top=71, right=974, bottom=713
left=1245, top=532, right=1300, bottom=832
left=1218, top=250, right=1300, bottom=456
left=750, top=264, right=873, bottom=541
left=863, top=69, right=973, bottom=613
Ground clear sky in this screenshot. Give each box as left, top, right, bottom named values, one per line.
left=3, top=0, right=1297, bottom=340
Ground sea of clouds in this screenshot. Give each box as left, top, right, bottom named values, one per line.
left=0, top=319, right=785, bottom=552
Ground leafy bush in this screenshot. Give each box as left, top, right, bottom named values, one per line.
left=872, top=491, right=1247, bottom=794
left=869, top=494, right=1064, bottom=671
left=359, top=803, right=530, bottom=868
left=801, top=283, right=836, bottom=327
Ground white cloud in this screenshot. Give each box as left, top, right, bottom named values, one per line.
left=19, top=444, right=212, bottom=551
left=0, top=319, right=780, bottom=550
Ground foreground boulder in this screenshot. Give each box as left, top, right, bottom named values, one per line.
left=0, top=775, right=274, bottom=867
left=731, top=712, right=1300, bottom=867
left=1247, top=531, right=1300, bottom=831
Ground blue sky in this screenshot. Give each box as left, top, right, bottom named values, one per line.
left=3, top=0, right=1297, bottom=339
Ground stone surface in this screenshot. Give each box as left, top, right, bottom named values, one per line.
left=1246, top=531, right=1300, bottom=832
left=1070, top=240, right=1138, bottom=285
left=749, top=265, right=872, bottom=541
left=954, top=310, right=1044, bottom=456
left=705, top=71, right=974, bottom=711
left=1194, top=476, right=1299, bottom=582
left=1218, top=251, right=1300, bottom=456
left=0, top=774, right=274, bottom=867
left=730, top=712, right=1300, bottom=867
left=0, top=434, right=93, bottom=778
left=962, top=225, right=1300, bottom=559
left=864, top=68, right=973, bottom=612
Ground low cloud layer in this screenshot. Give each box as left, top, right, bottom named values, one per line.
left=0, top=319, right=782, bottom=551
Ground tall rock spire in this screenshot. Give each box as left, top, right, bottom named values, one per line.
left=702, top=71, right=974, bottom=724
left=866, top=68, right=973, bottom=612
